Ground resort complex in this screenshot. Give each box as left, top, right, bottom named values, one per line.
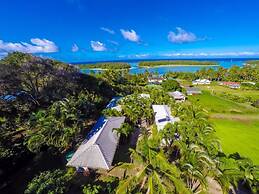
left=0, top=52, right=259, bottom=194
left=1, top=0, right=259, bottom=193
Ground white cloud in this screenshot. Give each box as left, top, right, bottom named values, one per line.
left=0, top=38, right=58, bottom=54
left=72, top=43, right=79, bottom=52
left=90, top=41, right=107, bottom=51
left=134, top=54, right=150, bottom=58
left=108, top=40, right=119, bottom=46
left=100, top=27, right=115, bottom=34
left=168, top=27, right=199, bottom=44
left=161, top=51, right=259, bottom=57
left=118, top=53, right=150, bottom=59
left=120, top=29, right=140, bottom=42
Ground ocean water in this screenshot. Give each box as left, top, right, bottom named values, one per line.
left=78, top=59, right=250, bottom=75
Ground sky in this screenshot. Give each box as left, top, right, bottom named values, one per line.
left=0, top=0, right=259, bottom=62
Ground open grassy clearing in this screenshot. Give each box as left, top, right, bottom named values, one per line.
left=189, top=88, right=259, bottom=164
left=198, top=84, right=259, bottom=100
left=188, top=91, right=259, bottom=114
left=210, top=118, right=259, bottom=164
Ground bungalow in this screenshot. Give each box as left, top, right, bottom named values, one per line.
left=192, top=79, right=211, bottom=85
left=168, top=91, right=186, bottom=102
left=185, top=87, right=202, bottom=95
left=152, top=105, right=180, bottom=131
left=219, top=82, right=241, bottom=89
left=67, top=117, right=125, bottom=170
left=148, top=76, right=165, bottom=84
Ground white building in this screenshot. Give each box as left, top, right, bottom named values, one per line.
left=139, top=93, right=150, bottom=98
left=67, top=117, right=125, bottom=170
left=192, top=79, right=211, bottom=85
left=152, top=105, right=180, bottom=131
left=148, top=76, right=165, bottom=84
left=168, top=91, right=186, bottom=102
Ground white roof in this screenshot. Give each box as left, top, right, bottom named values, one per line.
left=193, top=79, right=211, bottom=84
left=67, top=117, right=125, bottom=170
left=139, top=94, right=150, bottom=98
left=168, top=91, right=185, bottom=100
left=152, top=105, right=179, bottom=131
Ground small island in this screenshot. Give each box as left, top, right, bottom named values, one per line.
left=78, top=62, right=131, bottom=70
left=138, top=60, right=219, bottom=67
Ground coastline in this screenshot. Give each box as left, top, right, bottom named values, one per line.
left=81, top=64, right=219, bottom=71
left=80, top=68, right=130, bottom=70
left=139, top=64, right=220, bottom=68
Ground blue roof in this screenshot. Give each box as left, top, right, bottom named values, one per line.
left=85, top=97, right=121, bottom=140
left=106, top=97, right=122, bottom=109
left=0, top=95, right=16, bottom=101
left=86, top=116, right=107, bottom=140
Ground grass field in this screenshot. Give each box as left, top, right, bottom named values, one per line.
left=198, top=84, right=259, bottom=100
left=189, top=91, right=259, bottom=114
left=211, top=118, right=259, bottom=164
left=188, top=87, right=259, bottom=164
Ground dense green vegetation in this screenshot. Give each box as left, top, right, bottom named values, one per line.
left=78, top=62, right=131, bottom=69
left=161, top=79, right=182, bottom=92
left=246, top=60, right=259, bottom=66
left=139, top=60, right=218, bottom=67
left=24, top=168, right=75, bottom=194
left=0, top=52, right=259, bottom=194
left=166, top=65, right=259, bottom=83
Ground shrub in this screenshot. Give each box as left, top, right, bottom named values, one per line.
left=24, top=169, right=74, bottom=194
left=161, top=79, right=181, bottom=92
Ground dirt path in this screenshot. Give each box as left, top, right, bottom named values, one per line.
left=210, top=113, right=259, bottom=122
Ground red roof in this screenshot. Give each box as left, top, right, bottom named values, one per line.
left=221, top=82, right=240, bottom=85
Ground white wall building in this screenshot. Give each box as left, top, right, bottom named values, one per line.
left=152, top=105, right=180, bottom=131
left=192, top=79, right=211, bottom=85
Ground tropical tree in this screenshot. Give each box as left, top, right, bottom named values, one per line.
left=26, top=92, right=103, bottom=153
left=24, top=168, right=75, bottom=194
left=114, top=123, right=134, bottom=138
left=116, top=131, right=190, bottom=194
left=120, top=94, right=153, bottom=125
left=161, top=79, right=182, bottom=92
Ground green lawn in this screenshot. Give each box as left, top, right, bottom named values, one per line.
left=188, top=91, right=259, bottom=114
left=211, top=118, right=259, bottom=164
left=189, top=89, right=259, bottom=164
left=198, top=84, right=259, bottom=100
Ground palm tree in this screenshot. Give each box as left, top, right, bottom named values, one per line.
left=26, top=98, right=79, bottom=152
left=116, top=133, right=190, bottom=194
left=179, top=144, right=218, bottom=193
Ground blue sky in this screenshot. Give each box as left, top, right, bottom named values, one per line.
left=1, top=0, right=259, bottom=62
